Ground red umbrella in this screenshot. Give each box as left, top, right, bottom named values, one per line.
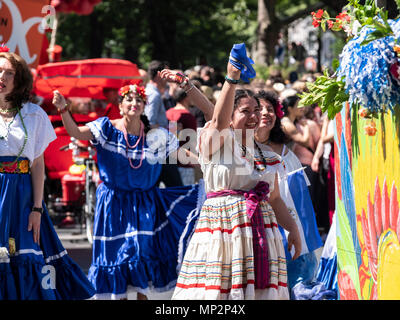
left=51, top=0, right=102, bottom=15
left=33, top=58, right=142, bottom=99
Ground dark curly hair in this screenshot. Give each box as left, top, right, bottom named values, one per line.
left=255, top=90, right=290, bottom=144
left=0, top=52, right=33, bottom=109
left=140, top=114, right=151, bottom=134
left=233, top=89, right=259, bottom=114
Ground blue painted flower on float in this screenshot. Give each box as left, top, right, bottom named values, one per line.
left=337, top=18, right=400, bottom=113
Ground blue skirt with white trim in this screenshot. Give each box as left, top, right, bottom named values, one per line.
left=87, top=180, right=204, bottom=299
left=0, top=156, right=95, bottom=300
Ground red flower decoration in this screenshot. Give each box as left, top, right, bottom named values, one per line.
left=312, top=9, right=324, bottom=20
left=118, top=84, right=147, bottom=102
left=3, top=162, right=17, bottom=173
left=312, top=20, right=320, bottom=28
left=358, top=107, right=368, bottom=118
left=118, top=85, right=131, bottom=97
left=337, top=11, right=351, bottom=23
left=364, top=122, right=377, bottom=136
left=0, top=43, right=10, bottom=53
left=275, top=101, right=284, bottom=119
left=311, top=9, right=325, bottom=28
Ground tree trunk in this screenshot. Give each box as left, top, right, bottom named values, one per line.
left=255, top=0, right=325, bottom=66
left=255, top=0, right=269, bottom=65
left=89, top=10, right=104, bottom=58
left=317, top=28, right=322, bottom=72
left=255, top=0, right=278, bottom=65
left=146, top=0, right=178, bottom=67
left=124, top=21, right=139, bottom=62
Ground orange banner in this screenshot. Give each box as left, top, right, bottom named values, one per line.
left=0, top=0, right=51, bottom=68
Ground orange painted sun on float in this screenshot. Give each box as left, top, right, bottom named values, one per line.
left=358, top=177, right=400, bottom=299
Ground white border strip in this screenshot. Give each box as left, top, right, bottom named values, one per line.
left=0, top=249, right=68, bottom=264
left=93, top=184, right=198, bottom=242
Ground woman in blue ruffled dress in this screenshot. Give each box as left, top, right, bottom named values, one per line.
left=0, top=50, right=95, bottom=300
left=53, top=80, right=208, bottom=300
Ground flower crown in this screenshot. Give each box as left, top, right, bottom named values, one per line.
left=275, top=100, right=284, bottom=119
left=118, top=84, right=147, bottom=102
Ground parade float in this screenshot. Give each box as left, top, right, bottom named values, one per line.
left=299, top=0, right=400, bottom=299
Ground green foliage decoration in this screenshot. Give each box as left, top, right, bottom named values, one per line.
left=298, top=60, right=349, bottom=120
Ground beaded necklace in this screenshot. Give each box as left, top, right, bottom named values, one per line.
left=0, top=106, right=17, bottom=114
left=241, top=140, right=267, bottom=171
left=0, top=107, right=28, bottom=167
left=121, top=120, right=145, bottom=169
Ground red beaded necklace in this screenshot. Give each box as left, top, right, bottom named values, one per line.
left=121, top=120, right=145, bottom=169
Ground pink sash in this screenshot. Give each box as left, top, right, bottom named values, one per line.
left=206, top=181, right=270, bottom=289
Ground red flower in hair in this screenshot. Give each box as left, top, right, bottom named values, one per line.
left=275, top=101, right=284, bottom=119
left=0, top=43, right=10, bottom=53
left=118, top=85, right=131, bottom=97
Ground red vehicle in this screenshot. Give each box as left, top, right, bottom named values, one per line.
left=43, top=114, right=100, bottom=243
left=33, top=58, right=142, bottom=243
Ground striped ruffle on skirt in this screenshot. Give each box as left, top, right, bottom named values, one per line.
left=87, top=181, right=204, bottom=299
left=172, top=194, right=289, bottom=300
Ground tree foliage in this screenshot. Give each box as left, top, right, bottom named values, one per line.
left=56, top=0, right=258, bottom=70
left=55, top=0, right=398, bottom=70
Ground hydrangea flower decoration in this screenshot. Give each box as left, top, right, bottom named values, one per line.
left=337, top=18, right=400, bottom=114
left=299, top=0, right=400, bottom=131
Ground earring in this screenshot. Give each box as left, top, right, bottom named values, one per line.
left=120, top=110, right=123, bottom=116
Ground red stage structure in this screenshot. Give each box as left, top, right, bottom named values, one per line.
left=33, top=58, right=142, bottom=100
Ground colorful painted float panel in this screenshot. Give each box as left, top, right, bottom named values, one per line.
left=335, top=102, right=400, bottom=300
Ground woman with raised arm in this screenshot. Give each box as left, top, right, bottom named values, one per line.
left=172, top=44, right=301, bottom=300
left=0, top=48, right=95, bottom=300
left=254, top=90, right=322, bottom=297
left=52, top=84, right=205, bottom=300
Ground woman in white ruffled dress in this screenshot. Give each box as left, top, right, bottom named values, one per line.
left=172, top=48, right=301, bottom=300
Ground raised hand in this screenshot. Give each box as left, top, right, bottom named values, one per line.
left=158, top=69, right=188, bottom=86
left=52, top=90, right=67, bottom=111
